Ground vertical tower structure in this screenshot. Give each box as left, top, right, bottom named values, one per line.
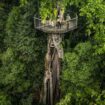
left=34, top=5, right=78, bottom=105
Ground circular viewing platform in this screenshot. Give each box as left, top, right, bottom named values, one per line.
left=34, top=13, right=78, bottom=34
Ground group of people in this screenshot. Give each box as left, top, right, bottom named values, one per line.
left=45, top=8, right=64, bottom=29
left=56, top=8, right=64, bottom=28
left=46, top=9, right=71, bottom=30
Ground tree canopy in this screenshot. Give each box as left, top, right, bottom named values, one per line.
left=0, top=0, right=105, bottom=105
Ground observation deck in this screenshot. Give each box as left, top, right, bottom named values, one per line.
left=34, top=13, right=78, bottom=34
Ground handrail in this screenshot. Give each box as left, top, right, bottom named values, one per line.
left=36, top=24, right=50, bottom=29
left=34, top=17, right=77, bottom=27
left=34, top=17, right=42, bottom=21
left=34, top=14, right=78, bottom=34
left=34, top=17, right=78, bottom=22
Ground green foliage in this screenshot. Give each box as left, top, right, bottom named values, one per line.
left=39, top=0, right=56, bottom=20
left=0, top=0, right=105, bottom=105
left=59, top=1, right=105, bottom=104
left=0, top=4, right=7, bottom=51
left=39, top=0, right=67, bottom=20
left=56, top=93, right=72, bottom=105
left=0, top=1, right=46, bottom=105
left=58, top=41, right=105, bottom=105
left=20, top=0, right=28, bottom=6
left=80, top=0, right=105, bottom=54
left=57, top=89, right=105, bottom=105
left=62, top=42, right=99, bottom=90
left=0, top=92, right=11, bottom=105
left=19, top=94, right=33, bottom=105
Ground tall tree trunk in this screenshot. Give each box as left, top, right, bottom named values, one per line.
left=43, top=34, right=63, bottom=105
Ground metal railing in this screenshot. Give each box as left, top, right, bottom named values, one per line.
left=34, top=14, right=78, bottom=34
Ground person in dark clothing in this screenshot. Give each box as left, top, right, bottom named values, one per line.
left=56, top=8, right=64, bottom=29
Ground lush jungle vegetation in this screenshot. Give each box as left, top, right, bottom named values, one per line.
left=0, top=0, right=105, bottom=105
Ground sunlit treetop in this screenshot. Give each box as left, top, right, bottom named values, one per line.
left=39, top=0, right=82, bottom=21
left=39, top=0, right=70, bottom=20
